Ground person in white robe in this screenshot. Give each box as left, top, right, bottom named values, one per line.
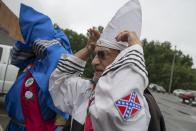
left=49, top=0, right=152, bottom=130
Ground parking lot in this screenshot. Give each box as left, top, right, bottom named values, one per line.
left=152, top=92, right=196, bottom=131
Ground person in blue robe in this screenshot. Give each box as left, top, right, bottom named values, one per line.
left=5, top=4, right=72, bottom=131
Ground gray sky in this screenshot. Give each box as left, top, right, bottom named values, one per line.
left=2, top=0, right=196, bottom=68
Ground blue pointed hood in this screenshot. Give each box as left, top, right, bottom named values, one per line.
left=17, top=3, right=72, bottom=91
left=7, top=4, right=72, bottom=120
left=11, top=4, right=72, bottom=68
left=19, top=4, right=72, bottom=52
left=19, top=4, right=55, bottom=44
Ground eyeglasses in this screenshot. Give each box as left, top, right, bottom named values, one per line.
left=92, top=50, right=119, bottom=60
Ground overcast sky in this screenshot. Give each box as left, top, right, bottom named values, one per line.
left=2, top=0, right=196, bottom=67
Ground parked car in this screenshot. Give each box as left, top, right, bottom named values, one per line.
left=156, top=86, right=166, bottom=93
left=0, top=44, right=19, bottom=95
left=178, top=90, right=195, bottom=104
left=191, top=90, right=196, bottom=96
left=173, top=89, right=186, bottom=96
left=148, top=83, right=166, bottom=93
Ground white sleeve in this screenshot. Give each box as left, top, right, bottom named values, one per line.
left=49, top=54, right=91, bottom=124
left=90, top=44, right=151, bottom=131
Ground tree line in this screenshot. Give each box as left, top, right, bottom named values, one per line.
left=63, top=27, right=196, bottom=92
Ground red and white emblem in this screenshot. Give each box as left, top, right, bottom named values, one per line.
left=115, top=91, right=142, bottom=120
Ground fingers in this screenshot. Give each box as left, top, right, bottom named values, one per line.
left=86, top=27, right=101, bottom=53
left=115, top=31, right=130, bottom=42
left=115, top=31, right=141, bottom=47
left=87, top=27, right=100, bottom=42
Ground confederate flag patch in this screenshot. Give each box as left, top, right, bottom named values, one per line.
left=115, top=91, right=142, bottom=120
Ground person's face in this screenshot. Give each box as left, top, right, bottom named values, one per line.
left=91, top=46, right=119, bottom=82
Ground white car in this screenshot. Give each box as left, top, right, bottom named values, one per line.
left=148, top=83, right=166, bottom=93
left=0, top=44, right=19, bottom=95
left=173, top=89, right=186, bottom=96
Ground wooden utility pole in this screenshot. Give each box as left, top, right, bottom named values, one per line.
left=168, top=46, right=176, bottom=94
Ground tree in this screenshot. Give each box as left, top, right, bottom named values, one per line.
left=143, top=39, right=196, bottom=91
left=64, top=28, right=94, bottom=78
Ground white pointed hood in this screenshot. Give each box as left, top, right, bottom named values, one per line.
left=97, top=0, right=142, bottom=51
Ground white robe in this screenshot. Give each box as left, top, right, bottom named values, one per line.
left=49, top=44, right=151, bottom=131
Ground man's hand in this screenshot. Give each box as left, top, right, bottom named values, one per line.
left=86, top=27, right=100, bottom=53
left=115, top=31, right=142, bottom=47
left=75, top=27, right=100, bottom=60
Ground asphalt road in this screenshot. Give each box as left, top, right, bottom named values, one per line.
left=0, top=96, right=9, bottom=130
left=152, top=92, right=196, bottom=131
left=0, top=92, right=196, bottom=131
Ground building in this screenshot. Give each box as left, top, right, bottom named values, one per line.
left=0, top=0, right=23, bottom=45
left=0, top=27, right=15, bottom=46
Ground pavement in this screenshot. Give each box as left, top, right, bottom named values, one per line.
left=152, top=92, right=196, bottom=131
left=0, top=96, right=9, bottom=130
